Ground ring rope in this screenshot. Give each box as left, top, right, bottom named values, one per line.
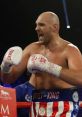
left=17, top=102, right=32, bottom=108
left=16, top=101, right=82, bottom=108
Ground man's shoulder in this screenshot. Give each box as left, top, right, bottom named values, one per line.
left=61, top=39, right=80, bottom=54
left=32, top=41, right=42, bottom=45
left=64, top=42, right=81, bottom=56
left=26, top=41, right=41, bottom=49
left=23, top=41, right=41, bottom=53
left=67, top=43, right=79, bottom=51
left=62, top=39, right=78, bottom=50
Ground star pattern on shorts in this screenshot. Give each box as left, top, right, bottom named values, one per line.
left=73, top=115, right=76, bottom=117
left=75, top=103, right=79, bottom=110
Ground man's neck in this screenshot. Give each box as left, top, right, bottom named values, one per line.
left=45, top=36, right=62, bottom=50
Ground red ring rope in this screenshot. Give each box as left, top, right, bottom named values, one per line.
left=17, top=102, right=32, bottom=108
left=16, top=101, right=82, bottom=108
left=80, top=101, right=82, bottom=108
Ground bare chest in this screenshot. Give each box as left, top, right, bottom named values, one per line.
left=31, top=46, right=67, bottom=67
left=31, top=47, right=67, bottom=67
left=30, top=45, right=72, bottom=89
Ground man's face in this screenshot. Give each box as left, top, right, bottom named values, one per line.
left=35, top=15, right=53, bottom=43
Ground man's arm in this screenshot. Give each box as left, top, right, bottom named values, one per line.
left=60, top=44, right=82, bottom=86
left=1, top=45, right=31, bottom=84
left=60, top=69, right=82, bottom=86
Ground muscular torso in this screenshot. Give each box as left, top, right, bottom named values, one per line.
left=28, top=41, right=74, bottom=89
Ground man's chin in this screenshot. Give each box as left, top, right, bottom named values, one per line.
left=39, top=37, right=44, bottom=42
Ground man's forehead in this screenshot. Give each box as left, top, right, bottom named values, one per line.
left=36, top=14, right=51, bottom=24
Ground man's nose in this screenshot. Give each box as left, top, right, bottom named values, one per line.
left=35, top=26, right=39, bottom=31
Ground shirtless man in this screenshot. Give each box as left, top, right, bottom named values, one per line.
left=1, top=11, right=82, bottom=116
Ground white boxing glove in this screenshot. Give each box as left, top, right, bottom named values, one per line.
left=27, top=54, right=48, bottom=73
left=27, top=54, right=62, bottom=77
left=1, top=46, right=23, bottom=73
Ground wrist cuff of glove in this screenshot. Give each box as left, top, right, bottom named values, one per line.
left=1, top=62, right=12, bottom=74
left=49, top=63, right=62, bottom=77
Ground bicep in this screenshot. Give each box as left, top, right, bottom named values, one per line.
left=67, top=46, right=82, bottom=70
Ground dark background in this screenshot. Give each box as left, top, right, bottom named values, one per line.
left=0, top=1, right=82, bottom=116
left=1, top=0, right=82, bottom=63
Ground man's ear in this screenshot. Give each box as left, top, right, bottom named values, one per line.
left=53, top=24, right=58, bottom=32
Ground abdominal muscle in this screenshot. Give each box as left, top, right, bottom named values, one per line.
left=29, top=72, right=74, bottom=89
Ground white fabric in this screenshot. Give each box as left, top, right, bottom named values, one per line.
left=27, top=54, right=62, bottom=77
left=3, top=46, right=23, bottom=65
left=1, top=46, right=23, bottom=73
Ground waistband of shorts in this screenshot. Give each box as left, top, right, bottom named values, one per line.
left=32, top=87, right=79, bottom=102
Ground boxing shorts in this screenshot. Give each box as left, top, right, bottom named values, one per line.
left=31, top=87, right=80, bottom=117
left=15, top=81, right=35, bottom=117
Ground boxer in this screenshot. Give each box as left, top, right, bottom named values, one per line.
left=1, top=11, right=82, bottom=116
